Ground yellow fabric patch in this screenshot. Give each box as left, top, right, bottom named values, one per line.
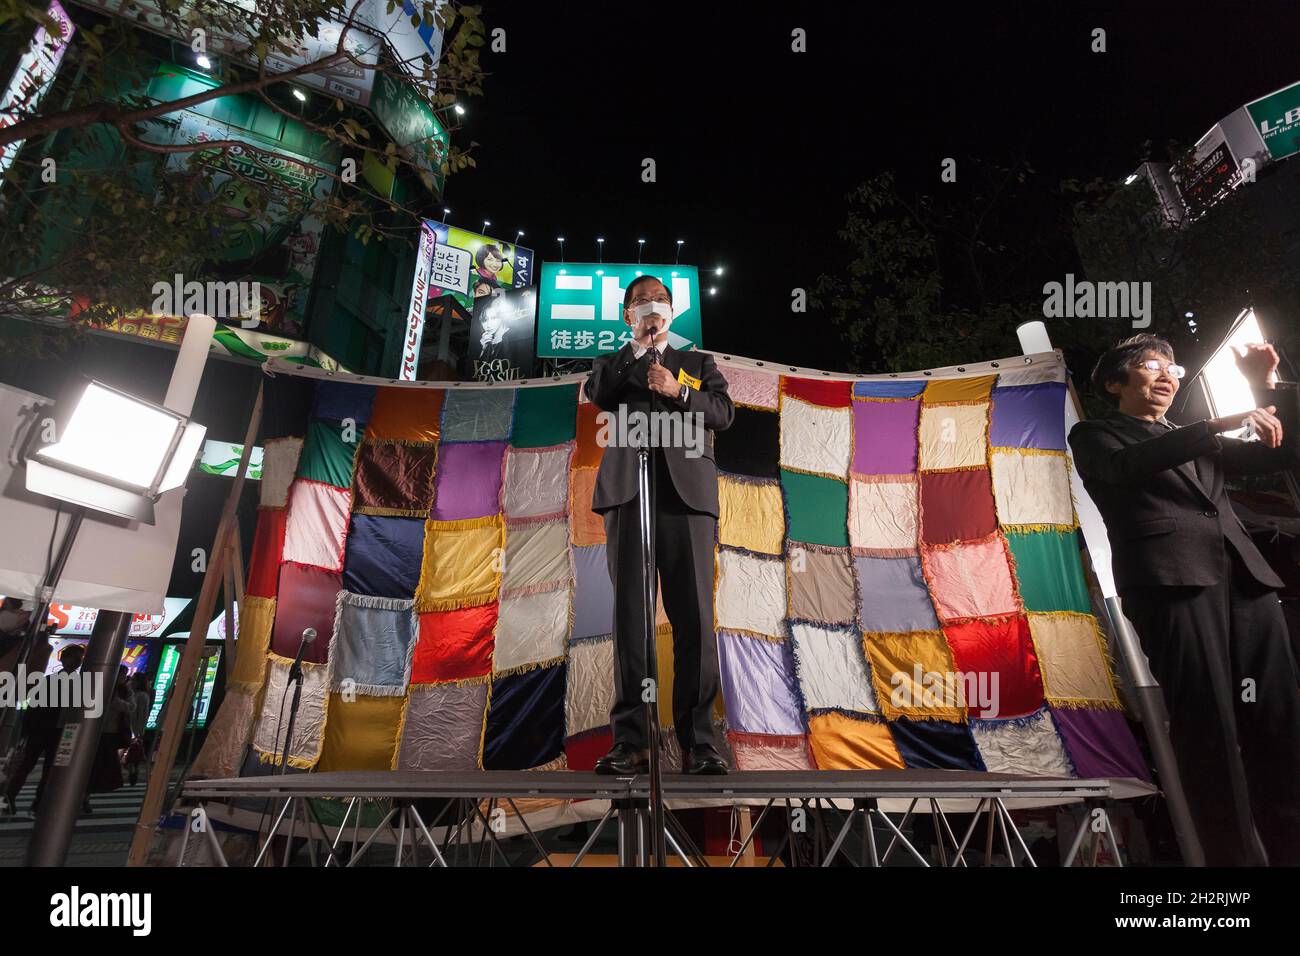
left=864, top=630, right=967, bottom=722
left=918, top=403, right=989, bottom=471
left=415, top=514, right=505, bottom=612
left=230, top=596, right=275, bottom=688
left=316, top=693, right=406, bottom=772
left=808, top=713, right=905, bottom=770
left=922, top=375, right=996, bottom=405
left=676, top=368, right=702, bottom=390
left=718, top=477, right=785, bottom=555
left=1027, top=612, right=1121, bottom=707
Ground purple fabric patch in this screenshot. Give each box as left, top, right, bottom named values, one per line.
left=431, top=440, right=507, bottom=520
left=854, top=555, right=940, bottom=632
left=718, top=630, right=806, bottom=736
left=852, top=399, right=920, bottom=475
left=571, top=544, right=614, bottom=640
left=989, top=383, right=1067, bottom=450
left=1049, top=706, right=1151, bottom=781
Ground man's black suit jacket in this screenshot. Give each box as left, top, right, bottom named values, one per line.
left=1068, top=383, right=1300, bottom=591
left=582, top=343, right=735, bottom=517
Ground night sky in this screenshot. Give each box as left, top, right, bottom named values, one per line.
left=450, top=1, right=1299, bottom=372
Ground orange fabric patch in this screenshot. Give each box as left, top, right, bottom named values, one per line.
left=365, top=387, right=445, bottom=443
left=569, top=468, right=605, bottom=546
left=572, top=401, right=607, bottom=470
left=807, top=712, right=905, bottom=769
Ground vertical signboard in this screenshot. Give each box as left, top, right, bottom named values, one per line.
left=0, top=0, right=75, bottom=182
left=536, top=263, right=702, bottom=358
left=400, top=221, right=438, bottom=380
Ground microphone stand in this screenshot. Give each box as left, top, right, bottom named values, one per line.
left=278, top=631, right=313, bottom=776
left=639, top=341, right=667, bottom=868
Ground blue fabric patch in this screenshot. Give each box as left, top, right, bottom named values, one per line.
left=313, top=381, right=377, bottom=425
left=855, top=555, right=941, bottom=632
left=888, top=716, right=987, bottom=771
left=853, top=380, right=928, bottom=399
left=332, top=595, right=417, bottom=692
left=989, top=382, right=1067, bottom=450
left=342, top=514, right=426, bottom=599
left=571, top=543, right=614, bottom=640
left=482, top=663, right=567, bottom=770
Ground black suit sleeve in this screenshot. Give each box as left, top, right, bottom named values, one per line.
left=1218, top=381, right=1300, bottom=476
left=680, top=353, right=735, bottom=432
left=1068, top=417, right=1221, bottom=486
left=583, top=343, right=639, bottom=411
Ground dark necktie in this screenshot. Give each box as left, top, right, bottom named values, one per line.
left=647, top=346, right=661, bottom=365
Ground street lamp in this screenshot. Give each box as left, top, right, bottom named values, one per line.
left=443, top=207, right=451, bottom=224
left=454, top=103, right=465, bottom=116
left=515, top=230, right=524, bottom=246
left=596, top=237, right=604, bottom=263
left=483, top=219, right=491, bottom=234
left=675, top=239, right=684, bottom=264
left=557, top=236, right=565, bottom=262
left=637, top=238, right=645, bottom=264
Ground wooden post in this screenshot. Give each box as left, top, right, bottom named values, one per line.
left=127, top=382, right=263, bottom=867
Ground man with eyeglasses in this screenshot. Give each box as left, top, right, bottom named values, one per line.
left=583, top=275, right=735, bottom=775
left=1069, top=333, right=1300, bottom=866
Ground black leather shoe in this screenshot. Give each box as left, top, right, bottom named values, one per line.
left=683, top=746, right=728, bottom=775
left=594, top=742, right=649, bottom=775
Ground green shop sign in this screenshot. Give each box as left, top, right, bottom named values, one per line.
left=371, top=71, right=448, bottom=194
left=537, top=262, right=703, bottom=359
left=1246, top=80, right=1300, bottom=161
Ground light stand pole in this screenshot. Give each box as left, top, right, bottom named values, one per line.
left=635, top=353, right=667, bottom=868
left=26, top=607, right=132, bottom=866
left=0, top=506, right=85, bottom=772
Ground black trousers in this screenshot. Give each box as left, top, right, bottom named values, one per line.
left=4, top=727, right=60, bottom=808
left=600, top=450, right=721, bottom=754
left=1122, top=547, right=1300, bottom=866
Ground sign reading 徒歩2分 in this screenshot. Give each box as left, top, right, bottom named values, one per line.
left=537, top=263, right=702, bottom=358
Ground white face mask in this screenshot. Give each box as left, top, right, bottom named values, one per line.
left=632, top=299, right=673, bottom=334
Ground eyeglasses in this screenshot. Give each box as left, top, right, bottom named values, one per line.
left=628, top=295, right=670, bottom=307
left=1138, top=359, right=1185, bottom=379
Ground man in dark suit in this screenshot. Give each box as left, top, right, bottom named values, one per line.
left=583, top=275, right=734, bottom=775
left=1069, top=332, right=1300, bottom=865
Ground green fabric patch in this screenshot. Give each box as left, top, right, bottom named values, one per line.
left=780, top=468, right=849, bottom=547
left=511, top=383, right=578, bottom=448
left=296, top=420, right=360, bottom=489
left=1005, top=529, right=1091, bottom=613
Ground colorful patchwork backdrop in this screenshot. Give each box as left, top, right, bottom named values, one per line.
left=194, top=352, right=1149, bottom=788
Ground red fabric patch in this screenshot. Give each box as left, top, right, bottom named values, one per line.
left=271, top=562, right=341, bottom=665
left=781, top=376, right=852, bottom=408
left=564, top=728, right=612, bottom=771
left=246, top=508, right=287, bottom=598
left=941, top=614, right=1045, bottom=719
left=411, top=603, right=497, bottom=683
left=919, top=468, right=997, bottom=544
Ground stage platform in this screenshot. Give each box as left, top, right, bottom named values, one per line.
left=172, top=770, right=1155, bottom=868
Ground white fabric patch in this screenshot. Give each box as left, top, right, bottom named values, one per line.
left=715, top=549, right=787, bottom=639
left=566, top=637, right=615, bottom=737
left=282, top=479, right=350, bottom=571
left=918, top=404, right=989, bottom=471
left=501, top=519, right=571, bottom=594
left=191, top=684, right=258, bottom=778
left=493, top=586, right=571, bottom=672
left=252, top=658, right=330, bottom=767
left=995, top=361, right=1066, bottom=387
left=971, top=709, right=1074, bottom=776
left=991, top=450, right=1074, bottom=526
left=790, top=622, right=879, bottom=714
left=849, top=477, right=918, bottom=552
left=780, top=395, right=852, bottom=478
left=502, top=445, right=572, bottom=519
left=260, top=437, right=304, bottom=508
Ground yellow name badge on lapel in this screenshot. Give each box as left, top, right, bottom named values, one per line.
left=676, top=368, right=702, bottom=390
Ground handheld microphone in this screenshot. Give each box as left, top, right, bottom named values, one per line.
left=289, top=627, right=317, bottom=680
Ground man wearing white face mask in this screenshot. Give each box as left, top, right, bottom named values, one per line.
left=583, top=275, right=735, bottom=775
